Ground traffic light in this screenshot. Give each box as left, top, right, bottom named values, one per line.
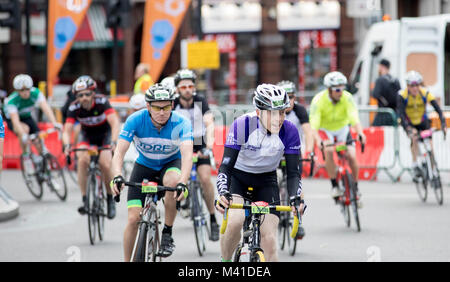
left=0, top=0, right=21, bottom=29
left=105, top=0, right=130, bottom=28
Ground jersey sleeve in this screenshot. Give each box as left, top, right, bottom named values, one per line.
left=103, top=98, right=115, bottom=115
left=346, top=93, right=360, bottom=126
left=308, top=97, right=321, bottom=130
left=281, top=121, right=301, bottom=155
left=178, top=116, right=194, bottom=142
left=294, top=104, right=309, bottom=124
left=119, top=112, right=139, bottom=142
left=36, top=91, right=46, bottom=104
left=0, top=115, right=4, bottom=138
left=224, top=115, right=249, bottom=150
left=425, top=90, right=436, bottom=103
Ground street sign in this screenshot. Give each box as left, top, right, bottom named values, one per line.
left=181, top=40, right=220, bottom=70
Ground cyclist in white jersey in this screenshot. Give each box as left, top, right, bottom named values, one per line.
left=215, top=84, right=306, bottom=262
left=110, top=84, right=193, bottom=261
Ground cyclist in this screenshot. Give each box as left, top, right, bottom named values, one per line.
left=276, top=80, right=313, bottom=240
left=3, top=74, right=62, bottom=154
left=309, top=71, right=366, bottom=201
left=129, top=93, right=146, bottom=113
left=173, top=69, right=220, bottom=241
left=397, top=70, right=447, bottom=178
left=215, top=83, right=305, bottom=262
left=110, top=83, right=193, bottom=261
left=62, top=75, right=120, bottom=219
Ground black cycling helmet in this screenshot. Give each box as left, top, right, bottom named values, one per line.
left=174, top=69, right=196, bottom=86
left=72, top=75, right=97, bottom=94
left=145, top=83, right=176, bottom=103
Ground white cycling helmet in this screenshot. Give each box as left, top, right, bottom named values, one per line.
left=405, top=70, right=423, bottom=86
left=253, top=83, right=290, bottom=110
left=129, top=94, right=146, bottom=110
left=13, top=74, right=33, bottom=90
left=323, top=71, right=347, bottom=88
left=161, top=76, right=176, bottom=93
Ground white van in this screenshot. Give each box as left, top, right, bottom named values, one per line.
left=349, top=14, right=450, bottom=107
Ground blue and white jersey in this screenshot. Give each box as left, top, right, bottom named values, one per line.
left=225, top=111, right=301, bottom=174
left=119, top=109, right=193, bottom=171
left=0, top=113, right=4, bottom=138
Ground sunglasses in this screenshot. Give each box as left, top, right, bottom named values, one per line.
left=18, top=88, right=31, bottom=92
left=76, top=92, right=93, bottom=98
left=150, top=104, right=172, bottom=112
left=331, top=87, right=344, bottom=92
left=288, top=95, right=295, bottom=100
left=408, top=82, right=420, bottom=87
left=178, top=85, right=194, bottom=90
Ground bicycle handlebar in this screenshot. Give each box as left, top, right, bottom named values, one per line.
left=300, top=157, right=315, bottom=177
left=321, top=138, right=365, bottom=161
left=29, top=127, right=61, bottom=140
left=215, top=201, right=300, bottom=239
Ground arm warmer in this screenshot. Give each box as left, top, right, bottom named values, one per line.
left=216, top=146, right=240, bottom=196
left=285, top=153, right=303, bottom=197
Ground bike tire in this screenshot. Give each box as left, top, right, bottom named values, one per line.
left=45, top=153, right=68, bottom=201
left=133, top=222, right=148, bottom=262
left=65, top=153, right=78, bottom=185
left=150, top=208, right=161, bottom=262
left=287, top=212, right=298, bottom=255
left=20, top=154, right=43, bottom=200
left=341, top=175, right=351, bottom=228
left=192, top=184, right=207, bottom=256
left=251, top=250, right=266, bottom=262
left=414, top=163, right=428, bottom=202
left=278, top=213, right=287, bottom=250
left=346, top=173, right=361, bottom=232
left=97, top=174, right=106, bottom=241
left=87, top=174, right=98, bottom=245
left=428, top=154, right=444, bottom=205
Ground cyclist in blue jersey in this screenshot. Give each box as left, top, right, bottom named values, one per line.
left=215, top=84, right=306, bottom=262
left=111, top=83, right=193, bottom=261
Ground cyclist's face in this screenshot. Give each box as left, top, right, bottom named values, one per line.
left=258, top=109, right=286, bottom=134
left=18, top=88, right=31, bottom=99
left=408, top=84, right=420, bottom=96
left=287, top=93, right=295, bottom=111
left=329, top=85, right=345, bottom=102
left=148, top=101, right=173, bottom=124
left=76, top=90, right=94, bottom=109
left=177, top=80, right=195, bottom=100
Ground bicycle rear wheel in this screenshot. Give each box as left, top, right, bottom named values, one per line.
left=87, top=174, right=98, bottom=245
left=191, top=184, right=207, bottom=256
left=45, top=153, right=68, bottom=201
left=20, top=154, right=43, bottom=200
left=414, top=163, right=428, bottom=202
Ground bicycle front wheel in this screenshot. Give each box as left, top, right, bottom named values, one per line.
left=251, top=251, right=266, bottom=262
left=97, top=175, right=106, bottom=241
left=287, top=213, right=298, bottom=255
left=346, top=174, right=361, bottom=232
left=429, top=154, right=443, bottom=205
left=414, top=164, right=428, bottom=202
left=132, top=222, right=149, bottom=262
left=20, top=154, right=43, bottom=200
left=341, top=174, right=351, bottom=228
left=87, top=174, right=98, bottom=245
left=45, top=153, right=68, bottom=201
left=191, top=184, right=207, bottom=256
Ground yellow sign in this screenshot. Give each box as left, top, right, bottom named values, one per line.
left=187, top=41, right=220, bottom=69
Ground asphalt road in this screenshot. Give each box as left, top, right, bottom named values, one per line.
left=1, top=169, right=450, bottom=262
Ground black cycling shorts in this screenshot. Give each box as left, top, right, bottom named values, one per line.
left=193, top=144, right=211, bottom=166
left=412, top=119, right=431, bottom=132
left=127, top=159, right=181, bottom=209
left=230, top=168, right=281, bottom=218
left=79, top=130, right=111, bottom=147
left=6, top=116, right=40, bottom=135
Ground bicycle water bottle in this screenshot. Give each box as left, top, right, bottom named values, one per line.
left=23, top=154, right=34, bottom=174
left=190, top=164, right=197, bottom=181
left=239, top=246, right=250, bottom=262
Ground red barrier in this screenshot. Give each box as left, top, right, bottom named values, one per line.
left=2, top=122, right=64, bottom=169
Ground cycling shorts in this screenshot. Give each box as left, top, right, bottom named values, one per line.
left=318, top=125, right=353, bottom=145
left=230, top=168, right=281, bottom=218
left=127, top=159, right=181, bottom=208
left=194, top=144, right=211, bottom=167
left=6, top=116, right=40, bottom=135
left=79, top=130, right=111, bottom=147
left=411, top=119, right=431, bottom=132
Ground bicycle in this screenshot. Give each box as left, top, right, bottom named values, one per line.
left=71, top=146, right=111, bottom=245
left=20, top=127, right=68, bottom=201
left=277, top=155, right=313, bottom=256
left=114, top=180, right=187, bottom=262
left=412, top=128, right=445, bottom=205
left=321, top=138, right=364, bottom=232
left=217, top=187, right=301, bottom=262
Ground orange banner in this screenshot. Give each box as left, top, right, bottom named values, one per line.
left=47, top=0, right=91, bottom=97
left=141, top=0, right=191, bottom=82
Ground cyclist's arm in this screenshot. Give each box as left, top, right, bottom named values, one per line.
left=301, top=123, right=315, bottom=154
left=396, top=94, right=411, bottom=131
left=8, top=111, right=25, bottom=137
left=111, top=138, right=131, bottom=179
left=429, top=99, right=446, bottom=129
left=39, top=99, right=58, bottom=125
left=216, top=146, right=240, bottom=197
left=62, top=121, right=74, bottom=148
left=285, top=153, right=302, bottom=198
left=106, top=110, right=120, bottom=144
left=203, top=112, right=215, bottom=150
left=179, top=140, right=193, bottom=185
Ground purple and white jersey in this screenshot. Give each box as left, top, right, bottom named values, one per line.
left=225, top=111, right=301, bottom=174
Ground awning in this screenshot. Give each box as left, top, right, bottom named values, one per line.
left=26, top=4, right=123, bottom=49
